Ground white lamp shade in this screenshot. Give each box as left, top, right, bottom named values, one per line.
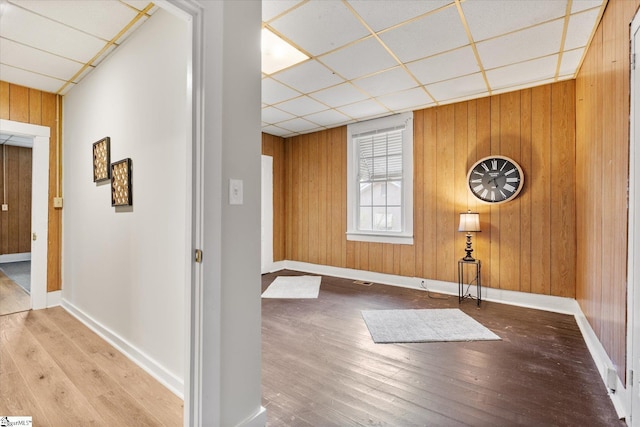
left=458, top=212, right=480, bottom=232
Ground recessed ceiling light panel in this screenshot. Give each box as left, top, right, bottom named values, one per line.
left=262, top=28, right=308, bottom=74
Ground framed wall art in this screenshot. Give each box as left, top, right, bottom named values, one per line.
left=92, top=137, right=111, bottom=182
left=111, top=158, right=132, bottom=207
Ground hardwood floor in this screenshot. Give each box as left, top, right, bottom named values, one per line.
left=0, top=270, right=30, bottom=316
left=0, top=307, right=183, bottom=425
left=262, top=270, right=625, bottom=426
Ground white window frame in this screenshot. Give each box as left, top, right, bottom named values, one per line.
left=347, top=112, right=413, bottom=245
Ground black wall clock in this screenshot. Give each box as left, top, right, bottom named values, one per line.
left=467, top=155, right=524, bottom=204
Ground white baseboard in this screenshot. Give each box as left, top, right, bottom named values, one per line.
left=238, top=406, right=267, bottom=427
left=574, top=310, right=628, bottom=419
left=274, top=260, right=627, bottom=421
left=0, top=253, right=31, bottom=263
left=46, top=290, right=61, bottom=308
left=61, top=299, right=184, bottom=399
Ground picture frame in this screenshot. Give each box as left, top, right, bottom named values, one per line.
left=111, top=158, right=132, bottom=207
left=92, top=137, right=111, bottom=182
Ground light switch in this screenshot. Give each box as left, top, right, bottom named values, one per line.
left=229, top=179, right=243, bottom=205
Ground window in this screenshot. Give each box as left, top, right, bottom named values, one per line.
left=347, top=112, right=413, bottom=244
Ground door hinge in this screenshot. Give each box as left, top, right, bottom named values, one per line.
left=633, top=53, right=636, bottom=70
left=194, top=249, right=203, bottom=263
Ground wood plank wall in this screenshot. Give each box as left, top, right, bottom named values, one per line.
left=0, top=145, right=32, bottom=255
left=0, top=81, right=62, bottom=292
left=575, top=0, right=639, bottom=380
left=274, top=80, right=576, bottom=297
left=262, top=133, right=286, bottom=261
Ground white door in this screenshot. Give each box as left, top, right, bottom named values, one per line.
left=629, top=13, right=640, bottom=426
left=261, top=155, right=273, bottom=274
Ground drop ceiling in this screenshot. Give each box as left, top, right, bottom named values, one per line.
left=0, top=0, right=606, bottom=139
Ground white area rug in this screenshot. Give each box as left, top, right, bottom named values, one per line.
left=261, top=275, right=321, bottom=299
left=361, top=308, right=501, bottom=343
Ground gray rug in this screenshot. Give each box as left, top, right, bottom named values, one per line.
left=262, top=275, right=321, bottom=299
left=361, top=308, right=501, bottom=343
left=0, top=261, right=31, bottom=294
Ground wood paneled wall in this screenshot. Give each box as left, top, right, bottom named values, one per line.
left=262, top=133, right=286, bottom=261
left=0, top=145, right=32, bottom=254
left=575, top=0, right=639, bottom=380
left=0, top=81, right=62, bottom=292
left=277, top=80, right=576, bottom=297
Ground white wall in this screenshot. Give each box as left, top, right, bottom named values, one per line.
left=198, top=1, right=264, bottom=425
left=62, top=9, right=188, bottom=392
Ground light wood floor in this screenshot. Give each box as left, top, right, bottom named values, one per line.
left=262, top=270, right=625, bottom=426
left=0, top=307, right=183, bottom=425
left=0, top=270, right=30, bottom=316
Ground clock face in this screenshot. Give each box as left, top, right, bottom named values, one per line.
left=467, top=155, right=524, bottom=204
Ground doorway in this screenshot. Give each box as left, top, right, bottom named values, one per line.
left=262, top=155, right=274, bottom=274
left=0, top=119, right=50, bottom=313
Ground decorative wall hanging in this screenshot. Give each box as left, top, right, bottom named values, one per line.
left=92, top=137, right=111, bottom=182
left=111, top=158, right=132, bottom=206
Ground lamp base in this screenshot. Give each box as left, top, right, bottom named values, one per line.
left=462, top=233, right=475, bottom=262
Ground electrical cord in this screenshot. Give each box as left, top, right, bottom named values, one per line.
left=420, top=280, right=449, bottom=300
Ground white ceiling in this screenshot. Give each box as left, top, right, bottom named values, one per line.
left=0, top=0, right=606, bottom=139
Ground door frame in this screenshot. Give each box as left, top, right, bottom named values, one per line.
left=0, top=119, right=50, bottom=310
left=628, top=11, right=640, bottom=425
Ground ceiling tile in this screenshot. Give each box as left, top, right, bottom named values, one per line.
left=559, top=48, right=585, bottom=76
left=377, top=87, right=434, bottom=111
left=262, top=124, right=290, bottom=137
left=462, top=0, right=567, bottom=42
left=571, top=0, right=604, bottom=14
left=304, top=109, right=352, bottom=127
left=0, top=38, right=82, bottom=81
left=262, top=106, right=296, bottom=124
left=353, top=67, right=417, bottom=97
left=348, top=0, right=453, bottom=32
left=272, top=60, right=344, bottom=93
left=565, top=8, right=600, bottom=50
left=277, top=117, right=321, bottom=133
left=262, top=77, right=300, bottom=105
left=309, top=83, right=369, bottom=107
left=379, top=5, right=468, bottom=63
left=319, top=37, right=397, bottom=80
left=276, top=96, right=328, bottom=116
left=407, top=46, right=479, bottom=85
left=0, top=63, right=65, bottom=93
left=337, top=99, right=389, bottom=120
left=485, top=55, right=558, bottom=91
left=477, top=20, right=564, bottom=69
left=121, top=1, right=155, bottom=12
left=0, top=3, right=106, bottom=63
left=263, top=0, right=304, bottom=22
left=269, top=1, right=370, bottom=56
left=425, top=72, right=486, bottom=102
left=14, top=0, right=139, bottom=41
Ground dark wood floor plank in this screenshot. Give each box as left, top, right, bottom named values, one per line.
left=262, top=270, right=624, bottom=426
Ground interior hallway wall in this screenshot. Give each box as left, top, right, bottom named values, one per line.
left=62, top=9, right=188, bottom=388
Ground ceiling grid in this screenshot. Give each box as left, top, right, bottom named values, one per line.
left=0, top=0, right=608, bottom=137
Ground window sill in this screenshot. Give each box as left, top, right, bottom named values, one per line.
left=346, top=232, right=414, bottom=245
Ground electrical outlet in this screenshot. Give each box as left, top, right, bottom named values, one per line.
left=1, top=204, right=7, bottom=212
